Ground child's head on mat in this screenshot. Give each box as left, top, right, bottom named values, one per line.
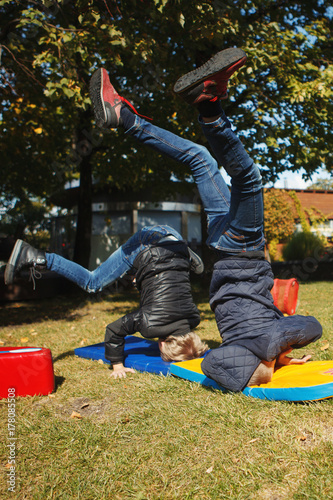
left=158, top=332, right=209, bottom=362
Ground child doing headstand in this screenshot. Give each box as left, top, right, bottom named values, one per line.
left=87, top=47, right=322, bottom=390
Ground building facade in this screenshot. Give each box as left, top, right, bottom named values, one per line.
left=50, top=194, right=202, bottom=270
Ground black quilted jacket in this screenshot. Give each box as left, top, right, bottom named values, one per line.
left=105, top=240, right=201, bottom=364
left=201, top=254, right=322, bottom=392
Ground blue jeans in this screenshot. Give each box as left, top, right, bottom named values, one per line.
left=47, top=111, right=264, bottom=291
left=46, top=225, right=181, bottom=293
left=126, top=111, right=265, bottom=254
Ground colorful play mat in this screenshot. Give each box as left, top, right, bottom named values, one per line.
left=74, top=337, right=333, bottom=402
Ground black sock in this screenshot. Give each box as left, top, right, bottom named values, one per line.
left=197, top=99, right=222, bottom=118
left=120, top=105, right=136, bottom=130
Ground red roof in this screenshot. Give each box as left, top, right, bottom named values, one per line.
left=270, top=188, right=333, bottom=220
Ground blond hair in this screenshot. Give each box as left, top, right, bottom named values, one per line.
left=159, top=332, right=209, bottom=362
left=248, top=359, right=276, bottom=386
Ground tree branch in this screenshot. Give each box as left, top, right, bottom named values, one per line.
left=1, top=45, right=45, bottom=88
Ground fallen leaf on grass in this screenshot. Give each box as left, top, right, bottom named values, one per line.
left=20, top=337, right=29, bottom=343
left=321, top=342, right=329, bottom=351
left=247, top=438, right=260, bottom=444
left=70, top=411, right=83, bottom=419
left=0, top=340, right=4, bottom=345
left=97, top=359, right=105, bottom=365
left=80, top=339, right=87, bottom=345
left=206, top=466, right=214, bottom=473
left=296, top=434, right=307, bottom=441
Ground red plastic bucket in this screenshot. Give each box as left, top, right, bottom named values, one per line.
left=0, top=347, right=54, bottom=398
left=272, top=278, right=299, bottom=315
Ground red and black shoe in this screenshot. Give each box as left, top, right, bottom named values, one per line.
left=89, top=68, right=151, bottom=128
left=89, top=68, right=125, bottom=128
left=173, top=47, right=247, bottom=105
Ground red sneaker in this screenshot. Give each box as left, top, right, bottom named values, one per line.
left=89, top=68, right=146, bottom=128
left=173, top=48, right=247, bottom=105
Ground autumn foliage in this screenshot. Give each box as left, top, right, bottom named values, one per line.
left=264, top=189, right=295, bottom=244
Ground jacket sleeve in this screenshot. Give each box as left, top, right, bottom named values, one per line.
left=201, top=345, right=262, bottom=392
left=104, top=310, right=141, bottom=365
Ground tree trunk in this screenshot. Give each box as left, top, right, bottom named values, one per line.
left=73, top=112, right=93, bottom=268
left=73, top=155, right=92, bottom=268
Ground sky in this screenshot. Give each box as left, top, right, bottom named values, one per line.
left=220, top=167, right=332, bottom=190
left=269, top=168, right=332, bottom=190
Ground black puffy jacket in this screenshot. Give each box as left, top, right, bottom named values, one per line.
left=105, top=240, right=201, bottom=364
left=201, top=253, right=322, bottom=392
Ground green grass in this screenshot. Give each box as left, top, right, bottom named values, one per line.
left=0, top=281, right=333, bottom=499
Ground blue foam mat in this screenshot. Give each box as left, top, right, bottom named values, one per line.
left=74, top=336, right=172, bottom=375
left=242, top=383, right=333, bottom=401
left=170, top=363, right=225, bottom=390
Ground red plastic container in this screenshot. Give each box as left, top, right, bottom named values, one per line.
left=272, top=278, right=299, bottom=315
left=0, top=347, right=54, bottom=398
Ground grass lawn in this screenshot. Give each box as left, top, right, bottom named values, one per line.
left=0, top=281, right=332, bottom=499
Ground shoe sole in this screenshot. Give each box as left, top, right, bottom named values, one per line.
left=173, top=47, right=247, bottom=94
left=4, top=239, right=24, bottom=285
left=89, top=69, right=108, bottom=128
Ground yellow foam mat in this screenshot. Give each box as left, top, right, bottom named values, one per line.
left=251, top=361, right=333, bottom=389
left=170, top=359, right=333, bottom=401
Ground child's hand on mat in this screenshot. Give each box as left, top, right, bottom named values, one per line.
left=277, top=349, right=312, bottom=366
left=111, top=363, right=135, bottom=379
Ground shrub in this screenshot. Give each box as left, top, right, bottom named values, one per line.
left=282, top=231, right=325, bottom=261
left=264, top=189, right=295, bottom=244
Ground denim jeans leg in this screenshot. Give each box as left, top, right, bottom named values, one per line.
left=126, top=116, right=231, bottom=246
left=46, top=246, right=129, bottom=293
left=46, top=225, right=181, bottom=293
left=121, top=224, right=182, bottom=264
left=200, top=113, right=265, bottom=252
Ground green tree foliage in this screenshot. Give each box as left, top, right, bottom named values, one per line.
left=307, top=176, right=333, bottom=190
left=263, top=188, right=296, bottom=260
left=282, top=230, right=325, bottom=261
left=263, top=188, right=295, bottom=243
left=0, top=197, right=51, bottom=247
left=1, top=0, right=332, bottom=265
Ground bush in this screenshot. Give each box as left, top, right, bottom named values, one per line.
left=282, top=231, right=325, bottom=261
left=264, top=189, right=295, bottom=244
